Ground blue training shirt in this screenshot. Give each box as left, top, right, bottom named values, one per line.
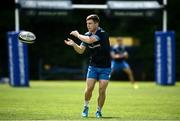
left=111, top=44, right=127, bottom=62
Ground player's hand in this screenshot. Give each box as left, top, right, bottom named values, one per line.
left=70, top=30, right=79, bottom=38
left=115, top=54, right=123, bottom=59
left=64, top=38, right=75, bottom=46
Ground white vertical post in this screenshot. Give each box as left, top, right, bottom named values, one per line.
left=15, top=0, right=26, bottom=85
left=15, top=0, right=20, bottom=31
left=163, top=0, right=167, bottom=32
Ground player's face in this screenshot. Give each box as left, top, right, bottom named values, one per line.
left=86, top=19, right=98, bottom=33
left=117, top=39, right=123, bottom=45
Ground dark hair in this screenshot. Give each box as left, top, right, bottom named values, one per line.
left=86, top=14, right=100, bottom=23
left=117, top=37, right=123, bottom=41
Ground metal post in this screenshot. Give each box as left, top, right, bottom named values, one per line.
left=163, top=0, right=167, bottom=32
left=15, top=0, right=19, bottom=31
left=15, top=0, right=28, bottom=86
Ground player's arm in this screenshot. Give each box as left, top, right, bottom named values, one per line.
left=64, top=38, right=86, bottom=54
left=70, top=30, right=98, bottom=44
left=122, top=51, right=128, bottom=59
left=111, top=51, right=119, bottom=59
left=110, top=47, right=122, bottom=59
left=111, top=51, right=128, bottom=59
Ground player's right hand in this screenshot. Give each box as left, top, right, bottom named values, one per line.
left=64, top=38, right=75, bottom=46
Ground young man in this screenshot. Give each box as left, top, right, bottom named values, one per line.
left=64, top=14, right=111, bottom=118
left=111, top=37, right=138, bottom=89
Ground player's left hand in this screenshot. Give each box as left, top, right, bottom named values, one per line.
left=70, top=30, right=79, bottom=38
left=64, top=38, right=75, bottom=46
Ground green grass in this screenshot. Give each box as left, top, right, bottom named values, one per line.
left=0, top=81, right=180, bottom=120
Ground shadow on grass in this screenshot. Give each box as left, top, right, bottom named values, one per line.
left=84, top=116, right=121, bottom=120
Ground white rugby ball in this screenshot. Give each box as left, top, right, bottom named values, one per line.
left=18, top=31, right=36, bottom=44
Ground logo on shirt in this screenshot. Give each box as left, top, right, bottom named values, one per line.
left=88, top=44, right=101, bottom=49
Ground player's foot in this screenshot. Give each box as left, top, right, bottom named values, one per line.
left=81, top=106, right=89, bottom=117
left=133, top=83, right=139, bottom=89
left=95, top=111, right=102, bottom=118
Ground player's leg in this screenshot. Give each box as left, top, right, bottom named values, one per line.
left=111, top=61, right=120, bottom=79
left=123, top=68, right=135, bottom=83
left=82, top=78, right=96, bottom=117
left=84, top=78, right=96, bottom=105
left=82, top=66, right=97, bottom=117
left=96, top=80, right=108, bottom=118
left=122, top=62, right=139, bottom=89
left=96, top=67, right=111, bottom=118
left=97, top=80, right=108, bottom=111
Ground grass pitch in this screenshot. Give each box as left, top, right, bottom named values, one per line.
left=0, top=81, right=180, bottom=120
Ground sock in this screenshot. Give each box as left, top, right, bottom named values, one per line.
left=97, top=106, right=101, bottom=112
left=84, top=100, right=89, bottom=107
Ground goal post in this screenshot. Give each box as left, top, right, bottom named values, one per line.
left=7, top=0, right=175, bottom=86
left=7, top=32, right=29, bottom=87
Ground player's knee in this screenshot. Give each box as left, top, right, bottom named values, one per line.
left=125, top=68, right=132, bottom=75
left=129, top=70, right=134, bottom=75
left=86, top=86, right=94, bottom=92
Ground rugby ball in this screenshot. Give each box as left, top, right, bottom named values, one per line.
left=18, top=31, right=36, bottom=44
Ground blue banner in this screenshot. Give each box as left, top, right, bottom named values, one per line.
left=155, top=31, right=175, bottom=85
left=7, top=31, right=29, bottom=87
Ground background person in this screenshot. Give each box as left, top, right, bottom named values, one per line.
left=111, top=37, right=138, bottom=89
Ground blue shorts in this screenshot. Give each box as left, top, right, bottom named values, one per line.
left=111, top=60, right=130, bottom=72
left=86, top=66, right=111, bottom=81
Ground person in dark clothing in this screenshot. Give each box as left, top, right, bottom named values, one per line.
left=64, top=14, right=111, bottom=118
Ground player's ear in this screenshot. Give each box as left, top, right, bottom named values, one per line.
left=95, top=22, right=99, bottom=27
